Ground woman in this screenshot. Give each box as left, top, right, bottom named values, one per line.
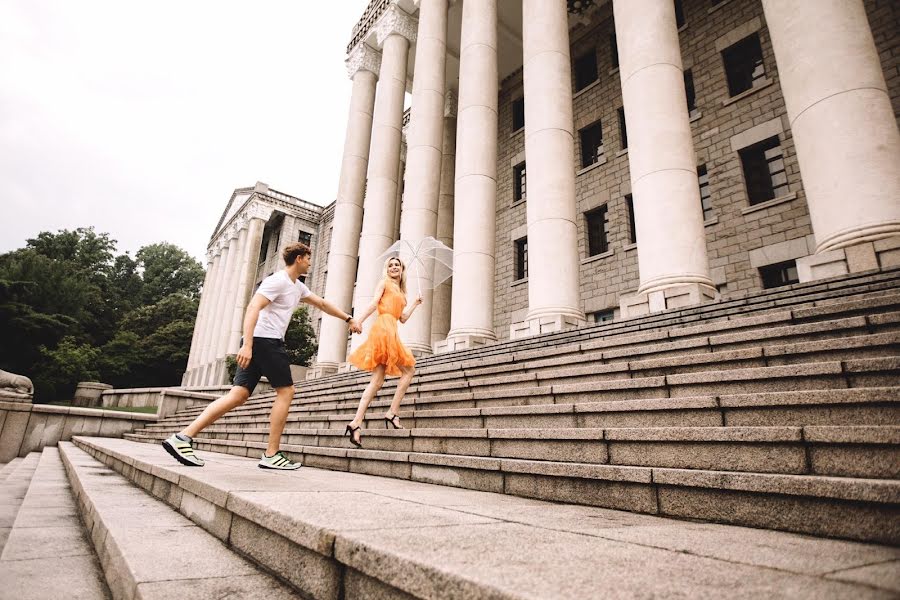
left=345, top=256, right=422, bottom=447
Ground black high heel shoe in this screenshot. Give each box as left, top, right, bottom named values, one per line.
left=384, top=414, right=403, bottom=429
left=345, top=424, right=362, bottom=448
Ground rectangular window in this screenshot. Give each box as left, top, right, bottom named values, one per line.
left=626, top=194, right=637, bottom=244
left=674, top=0, right=686, bottom=27
left=698, top=165, right=713, bottom=221
left=684, top=69, right=697, bottom=117
left=574, top=49, right=599, bottom=92
left=739, top=136, right=788, bottom=205
left=513, top=161, right=527, bottom=203
left=515, top=237, right=528, bottom=280
left=512, top=97, right=525, bottom=131
left=610, top=33, right=619, bottom=69
left=298, top=231, right=312, bottom=247
left=579, top=121, right=604, bottom=168
left=617, top=107, right=628, bottom=150
left=722, top=34, right=766, bottom=97
left=760, top=260, right=799, bottom=289
left=585, top=204, right=610, bottom=256
left=592, top=310, right=615, bottom=324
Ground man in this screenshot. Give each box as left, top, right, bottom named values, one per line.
left=163, top=242, right=361, bottom=470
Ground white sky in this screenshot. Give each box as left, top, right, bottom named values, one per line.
left=0, top=0, right=371, bottom=264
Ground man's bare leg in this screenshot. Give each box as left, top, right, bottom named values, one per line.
left=182, top=386, right=250, bottom=439
left=265, top=386, right=295, bottom=456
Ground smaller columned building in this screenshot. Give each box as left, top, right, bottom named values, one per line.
left=183, top=182, right=328, bottom=387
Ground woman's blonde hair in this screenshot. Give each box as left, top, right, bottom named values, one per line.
left=382, top=256, right=407, bottom=293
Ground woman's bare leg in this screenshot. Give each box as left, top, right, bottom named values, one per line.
left=386, top=365, right=414, bottom=425
left=349, top=365, right=386, bottom=436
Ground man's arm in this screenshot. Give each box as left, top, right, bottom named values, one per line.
left=236, top=293, right=271, bottom=369
left=303, top=293, right=362, bottom=334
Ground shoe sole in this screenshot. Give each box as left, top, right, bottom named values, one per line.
left=258, top=463, right=302, bottom=470
left=162, top=440, right=203, bottom=467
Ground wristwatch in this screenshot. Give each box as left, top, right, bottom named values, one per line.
left=345, top=314, right=352, bottom=322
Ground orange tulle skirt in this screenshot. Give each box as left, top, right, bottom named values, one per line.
left=348, top=313, right=415, bottom=376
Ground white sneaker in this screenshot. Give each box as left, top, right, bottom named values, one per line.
left=258, top=451, right=301, bottom=470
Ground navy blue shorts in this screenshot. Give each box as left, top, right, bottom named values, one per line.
left=233, top=337, right=293, bottom=392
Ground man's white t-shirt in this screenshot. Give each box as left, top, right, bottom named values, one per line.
left=253, top=271, right=312, bottom=339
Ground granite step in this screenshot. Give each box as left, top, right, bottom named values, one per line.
left=0, top=448, right=109, bottom=599
left=57, top=442, right=298, bottom=600
left=0, top=452, right=41, bottom=555
left=118, top=422, right=900, bottom=546
left=128, top=423, right=900, bottom=478
left=0, top=457, right=22, bottom=483
left=69, top=436, right=900, bottom=598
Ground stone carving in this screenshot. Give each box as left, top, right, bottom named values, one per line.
left=444, top=89, right=458, bottom=118
left=346, top=43, right=382, bottom=79
left=246, top=200, right=274, bottom=222
left=374, top=3, right=417, bottom=47
left=0, top=369, right=34, bottom=402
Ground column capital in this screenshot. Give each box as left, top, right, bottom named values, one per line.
left=374, top=3, right=417, bottom=47
left=244, top=201, right=273, bottom=222
left=444, top=89, right=458, bottom=118
left=346, top=43, right=382, bottom=79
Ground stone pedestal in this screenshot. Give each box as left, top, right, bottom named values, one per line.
left=620, top=283, right=719, bottom=319
left=797, top=237, right=900, bottom=283
left=72, top=382, right=113, bottom=408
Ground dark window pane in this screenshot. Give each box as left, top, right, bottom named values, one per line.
left=684, top=69, right=696, bottom=114
left=698, top=164, right=713, bottom=221
left=586, top=204, right=609, bottom=256
left=298, top=231, right=312, bottom=247
left=610, top=33, right=619, bottom=69
left=739, top=136, right=782, bottom=205
left=592, top=310, right=615, bottom=324
left=617, top=107, right=628, bottom=150
left=579, top=121, right=603, bottom=168
left=626, top=194, right=637, bottom=243
left=674, top=0, right=685, bottom=27
left=512, top=97, right=525, bottom=131
left=515, top=237, right=528, bottom=280
left=514, top=162, right=527, bottom=203
left=574, top=49, right=599, bottom=92
left=722, top=34, right=765, bottom=97
left=760, top=260, right=799, bottom=289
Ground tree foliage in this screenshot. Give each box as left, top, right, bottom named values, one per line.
left=284, top=305, right=318, bottom=367
left=0, top=228, right=205, bottom=402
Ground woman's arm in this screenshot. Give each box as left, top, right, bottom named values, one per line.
left=399, top=293, right=423, bottom=324
left=356, top=281, right=386, bottom=325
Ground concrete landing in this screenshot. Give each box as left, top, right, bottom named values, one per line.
left=73, top=436, right=900, bottom=599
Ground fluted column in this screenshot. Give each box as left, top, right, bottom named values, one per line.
left=399, top=0, right=450, bottom=356
left=190, top=248, right=222, bottom=385
left=351, top=4, right=417, bottom=352
left=197, top=241, right=230, bottom=378
left=217, top=225, right=248, bottom=359
left=431, top=91, right=457, bottom=348
left=225, top=214, right=265, bottom=356
left=515, top=0, right=585, bottom=337
left=183, top=252, right=215, bottom=385
left=203, top=231, right=238, bottom=384
left=440, top=0, right=498, bottom=352
left=313, top=44, right=380, bottom=377
left=761, top=0, right=900, bottom=261
left=614, top=0, right=715, bottom=317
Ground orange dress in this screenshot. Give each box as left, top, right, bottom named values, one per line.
left=348, top=279, right=416, bottom=376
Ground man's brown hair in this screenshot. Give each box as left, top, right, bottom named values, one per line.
left=282, top=242, right=311, bottom=266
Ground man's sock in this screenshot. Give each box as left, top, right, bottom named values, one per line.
left=175, top=433, right=192, bottom=443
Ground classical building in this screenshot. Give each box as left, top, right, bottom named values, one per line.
left=305, top=0, right=900, bottom=379
left=186, top=0, right=900, bottom=384
left=182, top=182, right=330, bottom=386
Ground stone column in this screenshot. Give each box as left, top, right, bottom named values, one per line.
left=211, top=226, right=245, bottom=383
left=351, top=5, right=417, bottom=352
left=227, top=215, right=267, bottom=355
left=202, top=230, right=238, bottom=384
left=762, top=0, right=900, bottom=279
left=183, top=253, right=214, bottom=386
left=513, top=0, right=585, bottom=338
left=398, top=0, right=450, bottom=356
left=312, top=44, right=381, bottom=377
left=614, top=0, right=715, bottom=318
left=197, top=240, right=230, bottom=382
left=395, top=141, right=406, bottom=242
left=442, top=0, right=498, bottom=353
left=431, top=91, right=457, bottom=348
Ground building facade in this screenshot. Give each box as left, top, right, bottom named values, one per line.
left=182, top=182, right=330, bottom=386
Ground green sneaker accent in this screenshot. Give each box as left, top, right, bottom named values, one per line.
left=162, top=434, right=205, bottom=467
left=258, top=451, right=301, bottom=470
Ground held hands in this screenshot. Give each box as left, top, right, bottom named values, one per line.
left=236, top=344, right=253, bottom=369
left=347, top=318, right=362, bottom=334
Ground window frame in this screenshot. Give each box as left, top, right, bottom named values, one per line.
left=579, top=120, right=604, bottom=169
left=585, top=204, right=610, bottom=257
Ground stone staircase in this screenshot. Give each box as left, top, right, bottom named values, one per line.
left=116, top=268, right=900, bottom=546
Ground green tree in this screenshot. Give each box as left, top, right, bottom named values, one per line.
left=284, top=305, right=318, bottom=366
left=119, top=293, right=199, bottom=339
left=33, top=336, right=102, bottom=401
left=137, top=243, right=205, bottom=305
